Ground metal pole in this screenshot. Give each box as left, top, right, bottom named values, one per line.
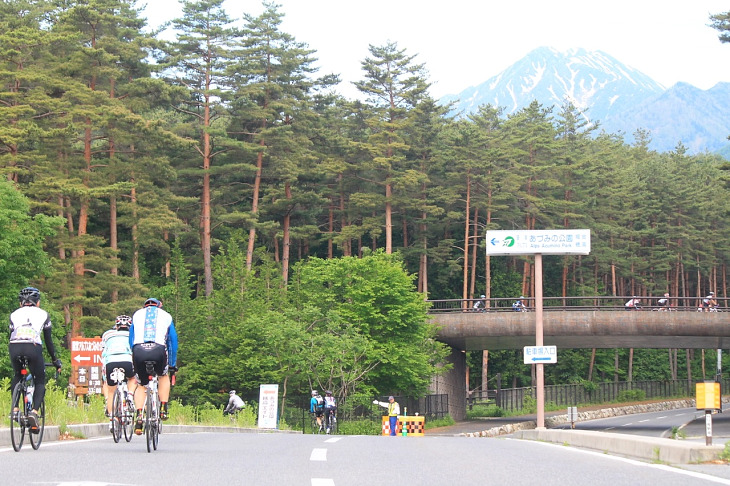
left=535, top=253, right=545, bottom=429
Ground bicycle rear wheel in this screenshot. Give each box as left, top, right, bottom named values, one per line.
left=145, top=392, right=159, bottom=452
left=10, top=382, right=25, bottom=452
left=123, top=392, right=134, bottom=442
left=29, top=400, right=45, bottom=450
left=111, top=389, right=123, bottom=443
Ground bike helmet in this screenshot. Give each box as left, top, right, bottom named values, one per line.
left=115, top=315, right=132, bottom=330
left=311, top=390, right=317, bottom=396
left=325, top=390, right=332, bottom=396
left=144, top=297, right=162, bottom=308
left=18, top=287, right=40, bottom=306
left=710, top=292, right=715, bottom=296
left=480, top=295, right=485, bottom=299
left=230, top=390, right=236, bottom=395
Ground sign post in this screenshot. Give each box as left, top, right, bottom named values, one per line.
left=487, top=229, right=590, bottom=429
left=70, top=337, right=104, bottom=396
left=696, top=381, right=721, bottom=445
left=258, top=384, right=279, bottom=429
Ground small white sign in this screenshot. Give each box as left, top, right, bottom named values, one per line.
left=258, top=384, right=279, bottom=429
left=487, top=229, right=590, bottom=256
left=523, top=345, right=558, bottom=364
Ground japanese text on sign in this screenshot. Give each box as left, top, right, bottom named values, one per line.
left=487, top=229, right=590, bottom=256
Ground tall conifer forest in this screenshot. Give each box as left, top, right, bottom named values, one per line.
left=2, top=0, right=730, bottom=404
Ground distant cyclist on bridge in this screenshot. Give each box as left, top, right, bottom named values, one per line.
left=702, top=292, right=718, bottom=312
left=512, top=296, right=527, bottom=311
left=129, top=298, right=178, bottom=434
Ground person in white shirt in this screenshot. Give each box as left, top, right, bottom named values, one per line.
left=224, top=390, right=245, bottom=415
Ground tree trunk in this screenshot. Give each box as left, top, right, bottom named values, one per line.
left=281, top=182, right=292, bottom=283
left=461, top=172, right=471, bottom=309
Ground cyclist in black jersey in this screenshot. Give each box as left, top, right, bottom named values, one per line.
left=8, top=287, right=62, bottom=430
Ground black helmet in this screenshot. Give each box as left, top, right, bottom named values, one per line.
left=115, top=315, right=132, bottom=330
left=144, top=298, right=162, bottom=308
left=19, top=287, right=40, bottom=306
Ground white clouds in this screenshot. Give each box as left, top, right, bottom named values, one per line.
left=140, top=0, right=730, bottom=98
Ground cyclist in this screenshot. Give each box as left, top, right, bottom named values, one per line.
left=129, top=298, right=178, bottom=435
left=8, top=287, right=62, bottom=431
left=102, top=315, right=137, bottom=430
left=512, top=296, right=527, bottom=311
left=473, top=295, right=486, bottom=312
left=309, top=390, right=324, bottom=432
left=323, top=390, right=337, bottom=434
left=224, top=390, right=245, bottom=415
left=702, top=292, right=718, bottom=312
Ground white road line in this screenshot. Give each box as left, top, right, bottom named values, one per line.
left=325, top=437, right=342, bottom=443
left=312, top=479, right=335, bottom=486
left=508, top=439, right=730, bottom=485
left=658, top=416, right=667, bottom=419
left=638, top=419, right=650, bottom=423
left=310, top=448, right=328, bottom=461
left=621, top=423, right=633, bottom=426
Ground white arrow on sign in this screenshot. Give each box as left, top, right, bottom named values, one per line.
left=74, top=355, right=91, bottom=363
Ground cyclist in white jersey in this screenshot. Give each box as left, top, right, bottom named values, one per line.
left=129, top=298, right=178, bottom=434
left=101, top=315, right=137, bottom=428
left=8, top=287, right=62, bottom=430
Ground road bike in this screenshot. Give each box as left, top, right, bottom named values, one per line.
left=324, top=409, right=337, bottom=435
left=110, top=371, right=135, bottom=443
left=142, top=361, right=161, bottom=452
left=311, top=413, right=324, bottom=434
left=9, top=358, right=56, bottom=452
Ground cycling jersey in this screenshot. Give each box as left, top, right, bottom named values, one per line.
left=102, top=328, right=132, bottom=364
left=129, top=306, right=178, bottom=368
left=9, top=306, right=51, bottom=345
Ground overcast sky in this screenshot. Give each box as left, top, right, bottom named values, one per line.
left=140, top=0, right=730, bottom=100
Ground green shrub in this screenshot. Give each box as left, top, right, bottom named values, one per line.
left=616, top=389, right=646, bottom=402
left=337, top=418, right=381, bottom=435
left=466, top=404, right=505, bottom=418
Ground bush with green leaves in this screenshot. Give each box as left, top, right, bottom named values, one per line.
left=616, top=389, right=646, bottom=402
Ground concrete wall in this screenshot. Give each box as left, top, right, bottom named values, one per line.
left=430, top=346, right=466, bottom=421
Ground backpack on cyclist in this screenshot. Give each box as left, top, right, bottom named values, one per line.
left=315, top=395, right=324, bottom=412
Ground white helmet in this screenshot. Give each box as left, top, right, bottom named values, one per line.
left=230, top=390, right=236, bottom=395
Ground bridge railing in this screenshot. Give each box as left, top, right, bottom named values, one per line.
left=468, top=379, right=728, bottom=414
left=427, top=296, right=728, bottom=313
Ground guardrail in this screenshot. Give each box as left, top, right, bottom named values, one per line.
left=427, top=296, right=727, bottom=313
left=468, top=379, right=726, bottom=414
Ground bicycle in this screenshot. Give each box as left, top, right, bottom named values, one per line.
left=9, top=358, right=56, bottom=452
left=142, top=361, right=161, bottom=453
left=324, top=408, right=337, bottom=435
left=311, top=413, right=324, bottom=434
left=110, top=371, right=135, bottom=443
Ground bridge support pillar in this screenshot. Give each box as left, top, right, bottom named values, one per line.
left=430, top=345, right=467, bottom=421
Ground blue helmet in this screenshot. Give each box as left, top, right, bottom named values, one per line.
left=144, top=298, right=162, bottom=308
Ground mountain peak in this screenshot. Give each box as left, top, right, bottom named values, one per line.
left=440, top=47, right=729, bottom=155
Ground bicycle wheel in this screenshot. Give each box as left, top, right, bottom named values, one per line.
left=145, top=392, right=153, bottom=453
left=29, top=400, right=45, bottom=450
left=329, top=415, right=337, bottom=435
left=111, top=389, right=123, bottom=443
left=123, top=392, right=134, bottom=442
left=10, top=382, right=25, bottom=452
left=152, top=394, right=160, bottom=450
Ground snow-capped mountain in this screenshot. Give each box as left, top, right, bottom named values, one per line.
left=441, top=47, right=730, bottom=155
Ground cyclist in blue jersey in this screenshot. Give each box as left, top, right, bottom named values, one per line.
left=129, top=298, right=178, bottom=435
left=101, top=315, right=137, bottom=429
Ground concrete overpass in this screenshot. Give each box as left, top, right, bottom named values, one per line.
left=431, top=310, right=730, bottom=350
left=427, top=307, right=730, bottom=420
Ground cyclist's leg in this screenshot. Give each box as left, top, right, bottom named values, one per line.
left=8, top=345, right=25, bottom=413
left=131, top=345, right=150, bottom=433
left=23, top=345, right=45, bottom=427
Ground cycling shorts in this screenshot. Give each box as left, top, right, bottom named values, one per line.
left=132, top=342, right=168, bottom=386
left=104, top=361, right=134, bottom=386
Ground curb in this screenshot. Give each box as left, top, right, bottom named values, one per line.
left=0, top=423, right=300, bottom=444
